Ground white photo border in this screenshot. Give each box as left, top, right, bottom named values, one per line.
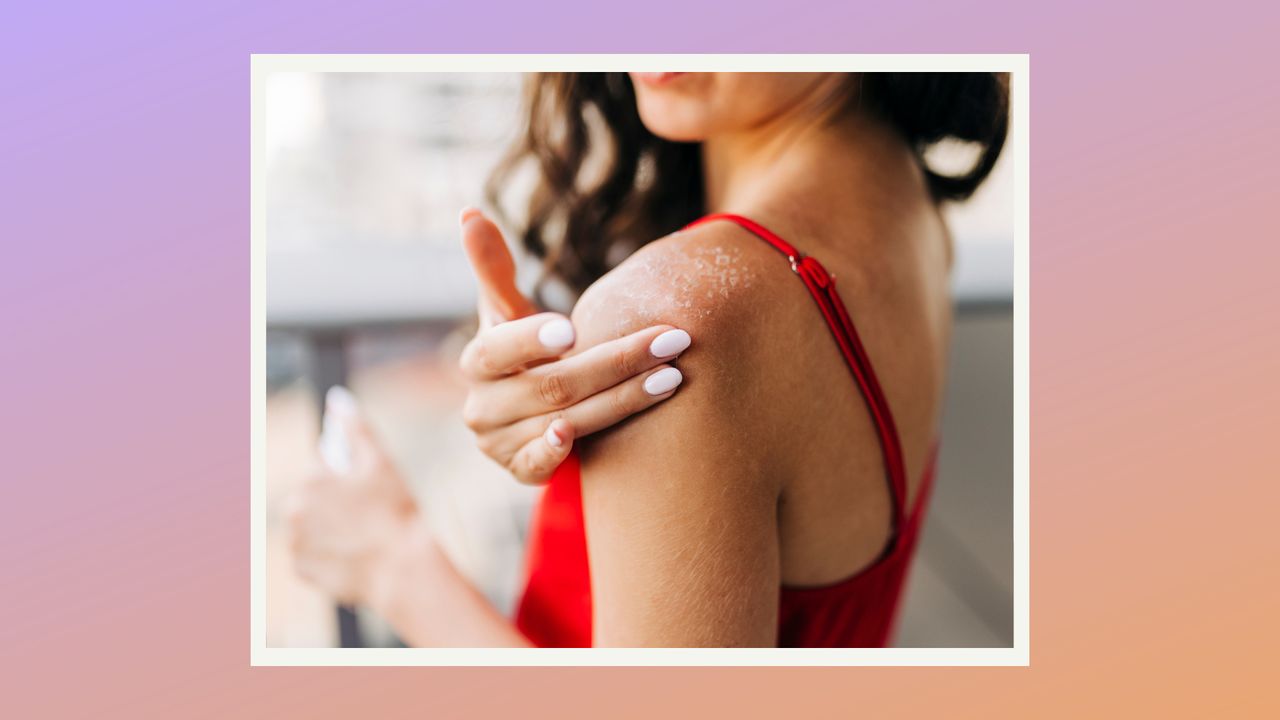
left=250, top=53, right=1031, bottom=667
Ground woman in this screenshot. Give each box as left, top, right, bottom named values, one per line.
left=287, top=71, right=1009, bottom=647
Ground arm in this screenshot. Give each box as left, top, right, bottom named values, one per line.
left=370, top=520, right=531, bottom=647
left=573, top=234, right=785, bottom=647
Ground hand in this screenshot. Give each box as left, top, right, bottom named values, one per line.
left=286, top=387, right=420, bottom=609
left=458, top=208, right=691, bottom=485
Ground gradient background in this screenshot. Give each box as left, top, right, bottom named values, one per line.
left=3, top=1, right=1277, bottom=718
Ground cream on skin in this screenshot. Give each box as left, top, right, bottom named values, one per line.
left=574, top=237, right=757, bottom=338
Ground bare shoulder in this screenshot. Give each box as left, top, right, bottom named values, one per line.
left=569, top=219, right=806, bottom=462
left=570, top=220, right=788, bottom=645
left=569, top=218, right=804, bottom=492
left=570, top=220, right=789, bottom=353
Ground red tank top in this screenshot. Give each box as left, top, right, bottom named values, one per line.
left=516, top=213, right=939, bottom=648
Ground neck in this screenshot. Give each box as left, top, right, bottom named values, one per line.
left=700, top=102, right=924, bottom=232
left=702, top=103, right=856, bottom=215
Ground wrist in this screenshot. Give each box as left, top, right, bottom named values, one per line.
left=366, top=513, right=437, bottom=623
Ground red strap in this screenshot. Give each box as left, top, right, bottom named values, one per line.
left=683, top=213, right=909, bottom=537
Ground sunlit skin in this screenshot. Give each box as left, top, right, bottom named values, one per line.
left=288, top=72, right=952, bottom=647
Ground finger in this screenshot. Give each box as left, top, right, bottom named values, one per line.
left=476, top=295, right=503, bottom=332
left=459, top=312, right=577, bottom=382
left=474, top=325, right=691, bottom=426
left=460, top=208, right=538, bottom=322
left=497, top=364, right=684, bottom=454
left=566, top=365, right=685, bottom=436
left=508, top=418, right=576, bottom=485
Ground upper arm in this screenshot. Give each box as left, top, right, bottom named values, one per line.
left=571, top=231, right=784, bottom=647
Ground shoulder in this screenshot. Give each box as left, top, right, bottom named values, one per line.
left=568, top=222, right=787, bottom=646
left=570, top=220, right=787, bottom=353
left=570, top=219, right=800, bottom=493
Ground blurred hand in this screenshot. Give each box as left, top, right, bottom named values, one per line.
left=287, top=387, right=419, bottom=608
left=458, top=208, right=691, bottom=484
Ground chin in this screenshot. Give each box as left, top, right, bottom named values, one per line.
left=639, top=119, right=706, bottom=143
left=634, top=99, right=711, bottom=142
left=630, top=73, right=712, bottom=142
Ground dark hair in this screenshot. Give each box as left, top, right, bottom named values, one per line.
left=486, top=72, right=1009, bottom=298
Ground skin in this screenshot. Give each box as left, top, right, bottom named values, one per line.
left=458, top=208, right=689, bottom=485
left=289, top=72, right=953, bottom=647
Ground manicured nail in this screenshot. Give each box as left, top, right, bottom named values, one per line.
left=459, top=206, right=482, bottom=226
left=538, top=318, right=575, bottom=349
left=643, top=367, right=683, bottom=396
left=325, top=385, right=357, bottom=419
left=544, top=424, right=563, bottom=448
left=649, top=328, right=691, bottom=358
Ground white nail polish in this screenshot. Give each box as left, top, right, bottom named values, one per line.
left=544, top=424, right=563, bottom=448
left=538, top=318, right=575, bottom=349
left=649, top=329, right=691, bottom=358
left=643, top=367, right=683, bottom=396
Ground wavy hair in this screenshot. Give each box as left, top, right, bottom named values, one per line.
left=486, top=72, right=1009, bottom=299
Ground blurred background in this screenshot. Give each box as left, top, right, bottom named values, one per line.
left=264, top=72, right=1013, bottom=648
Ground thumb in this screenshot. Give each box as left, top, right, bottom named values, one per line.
left=460, top=207, right=537, bottom=323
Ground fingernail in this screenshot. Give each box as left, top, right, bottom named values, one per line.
left=544, top=424, right=563, bottom=448
left=459, top=206, right=482, bottom=226
left=537, top=318, right=575, bottom=349
left=643, top=367, right=683, bottom=396
left=325, top=385, right=357, bottom=419
left=649, top=328, right=691, bottom=358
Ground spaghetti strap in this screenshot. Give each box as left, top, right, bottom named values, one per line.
left=684, top=213, right=910, bottom=538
